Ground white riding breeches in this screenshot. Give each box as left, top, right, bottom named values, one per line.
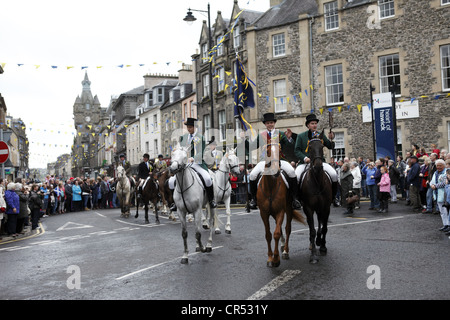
left=295, top=163, right=338, bottom=183
left=249, top=160, right=296, bottom=181
left=168, top=163, right=213, bottom=189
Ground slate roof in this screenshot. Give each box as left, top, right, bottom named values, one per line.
left=253, top=0, right=318, bottom=30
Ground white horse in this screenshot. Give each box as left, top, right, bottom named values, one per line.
left=169, top=146, right=217, bottom=264
left=116, top=165, right=135, bottom=218
left=206, top=148, right=241, bottom=234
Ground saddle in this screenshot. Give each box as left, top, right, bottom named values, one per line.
left=256, top=170, right=289, bottom=188
left=298, top=164, right=332, bottom=189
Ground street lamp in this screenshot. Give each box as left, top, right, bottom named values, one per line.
left=184, top=3, right=215, bottom=140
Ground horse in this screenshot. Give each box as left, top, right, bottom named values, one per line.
left=169, top=146, right=217, bottom=264
left=116, top=165, right=135, bottom=218
left=258, top=142, right=306, bottom=267
left=135, top=171, right=160, bottom=224
left=155, top=168, right=177, bottom=222
left=299, top=130, right=333, bottom=264
left=205, top=147, right=240, bottom=234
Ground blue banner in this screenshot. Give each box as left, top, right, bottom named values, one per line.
left=373, top=93, right=395, bottom=160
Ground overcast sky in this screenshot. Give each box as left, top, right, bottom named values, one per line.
left=0, top=0, right=270, bottom=169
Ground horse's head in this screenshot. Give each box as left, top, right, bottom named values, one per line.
left=264, top=138, right=281, bottom=176
left=224, top=147, right=241, bottom=176
left=117, top=165, right=125, bottom=178
left=170, top=146, right=188, bottom=174
left=307, top=130, right=325, bottom=170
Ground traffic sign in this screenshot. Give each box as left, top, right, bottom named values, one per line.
left=0, top=141, right=10, bottom=164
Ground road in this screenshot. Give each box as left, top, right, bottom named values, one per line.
left=1, top=200, right=449, bottom=302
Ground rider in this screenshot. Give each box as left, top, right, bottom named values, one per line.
left=294, top=113, right=338, bottom=202
left=168, top=118, right=217, bottom=211
left=119, top=154, right=135, bottom=189
left=137, top=153, right=152, bottom=198
left=246, top=113, right=301, bottom=210
left=154, top=154, right=167, bottom=171
left=204, top=139, right=223, bottom=171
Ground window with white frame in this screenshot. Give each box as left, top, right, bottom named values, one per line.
left=443, top=0, right=450, bottom=5
left=441, top=44, right=450, bottom=91
left=233, top=25, right=241, bottom=48
left=378, top=0, right=395, bottom=19
left=203, top=114, right=211, bottom=142
left=145, top=141, right=149, bottom=153
left=325, top=64, right=344, bottom=106
left=171, top=111, right=176, bottom=129
left=154, top=139, right=159, bottom=155
left=184, top=103, right=189, bottom=121
left=331, top=132, right=345, bottom=161
left=180, top=85, right=185, bottom=98
left=203, top=74, right=210, bottom=98
left=217, top=68, right=225, bottom=92
left=218, top=110, right=226, bottom=142
left=217, top=35, right=224, bottom=56
left=324, top=1, right=339, bottom=31
left=202, top=43, right=208, bottom=63
left=153, top=114, right=158, bottom=130
left=155, top=87, right=163, bottom=103
left=274, top=79, right=287, bottom=113
left=273, top=33, right=286, bottom=57
left=379, top=54, right=401, bottom=95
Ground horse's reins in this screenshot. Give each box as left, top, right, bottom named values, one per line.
left=306, top=139, right=327, bottom=195
left=216, top=157, right=239, bottom=202
left=174, top=162, right=196, bottom=214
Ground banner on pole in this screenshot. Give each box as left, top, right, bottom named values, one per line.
left=373, top=93, right=395, bottom=160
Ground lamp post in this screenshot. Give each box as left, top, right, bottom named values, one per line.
left=184, top=4, right=215, bottom=139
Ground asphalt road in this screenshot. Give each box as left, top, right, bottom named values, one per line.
left=1, top=199, right=449, bottom=302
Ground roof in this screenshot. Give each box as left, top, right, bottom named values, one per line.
left=253, top=0, right=318, bottom=30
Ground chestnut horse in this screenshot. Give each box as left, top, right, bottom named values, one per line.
left=258, top=142, right=306, bottom=267
left=299, top=131, right=333, bottom=264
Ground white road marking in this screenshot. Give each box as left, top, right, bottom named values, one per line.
left=291, top=216, right=404, bottom=233
left=114, top=219, right=164, bottom=228
left=247, top=270, right=301, bottom=300
left=116, top=246, right=225, bottom=280
left=56, top=222, right=94, bottom=231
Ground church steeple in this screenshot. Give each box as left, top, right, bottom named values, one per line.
left=82, top=71, right=91, bottom=92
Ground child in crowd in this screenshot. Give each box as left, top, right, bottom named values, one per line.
left=377, top=166, right=391, bottom=213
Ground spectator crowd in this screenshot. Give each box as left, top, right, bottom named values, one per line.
left=1, top=144, right=450, bottom=241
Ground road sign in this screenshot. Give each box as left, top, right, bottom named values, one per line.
left=0, top=141, right=10, bottom=164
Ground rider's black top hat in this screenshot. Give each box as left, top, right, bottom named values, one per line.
left=262, top=113, right=277, bottom=124
left=184, top=118, right=197, bottom=126
left=305, top=113, right=320, bottom=126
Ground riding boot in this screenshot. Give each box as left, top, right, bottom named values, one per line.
left=249, top=179, right=258, bottom=209
left=137, top=186, right=142, bottom=198
left=206, top=185, right=217, bottom=208
left=288, top=177, right=302, bottom=210
left=332, top=181, right=339, bottom=207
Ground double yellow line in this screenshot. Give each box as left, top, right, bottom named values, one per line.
left=0, top=222, right=45, bottom=245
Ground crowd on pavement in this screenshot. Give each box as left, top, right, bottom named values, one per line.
left=1, top=143, right=450, bottom=241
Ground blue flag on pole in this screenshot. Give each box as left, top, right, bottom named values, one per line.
left=234, top=58, right=255, bottom=131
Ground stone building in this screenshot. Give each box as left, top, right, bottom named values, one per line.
left=72, top=72, right=104, bottom=177
left=246, top=0, right=450, bottom=161
left=193, top=0, right=264, bottom=147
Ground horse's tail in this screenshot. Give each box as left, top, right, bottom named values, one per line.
left=292, top=209, right=307, bottom=225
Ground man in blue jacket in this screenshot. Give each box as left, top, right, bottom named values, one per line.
left=406, top=155, right=421, bottom=212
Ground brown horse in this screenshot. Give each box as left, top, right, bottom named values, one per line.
left=299, top=131, right=333, bottom=264
left=155, top=168, right=177, bottom=221
left=135, top=172, right=160, bottom=224
left=258, top=143, right=306, bottom=267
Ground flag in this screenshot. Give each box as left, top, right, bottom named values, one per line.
left=234, top=57, right=255, bottom=132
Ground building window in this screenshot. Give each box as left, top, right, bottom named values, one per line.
left=202, top=43, right=208, bottom=63
left=217, top=68, right=225, bottom=92
left=190, top=101, right=195, bottom=118
left=184, top=103, right=189, bottom=121
left=233, top=25, right=241, bottom=48
left=154, top=139, right=159, bottom=155
left=443, top=0, right=450, bottom=5
left=273, top=33, right=286, bottom=57
left=145, top=141, right=149, bottom=153
left=155, top=88, right=163, bottom=103
left=165, top=114, right=169, bottom=131
left=203, top=74, right=210, bottom=98
left=441, top=44, right=450, bottom=91
left=180, top=85, right=185, bottom=98
left=324, top=1, right=339, bottom=31
left=147, top=91, right=153, bottom=107
left=217, top=35, right=224, bottom=56
left=331, top=132, right=345, bottom=161
left=325, top=64, right=344, bottom=106
left=171, top=111, right=176, bottom=129
left=274, top=79, right=287, bottom=113
left=86, top=103, right=90, bottom=110
left=378, top=0, right=395, bottom=19
left=145, top=118, right=149, bottom=132
left=153, top=114, right=158, bottom=130
left=218, top=110, right=226, bottom=142
left=203, top=114, right=211, bottom=142
left=379, top=54, right=401, bottom=95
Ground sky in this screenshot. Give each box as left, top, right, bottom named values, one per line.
left=0, top=0, right=270, bottom=169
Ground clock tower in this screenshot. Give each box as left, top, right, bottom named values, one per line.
left=72, top=72, right=102, bottom=177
